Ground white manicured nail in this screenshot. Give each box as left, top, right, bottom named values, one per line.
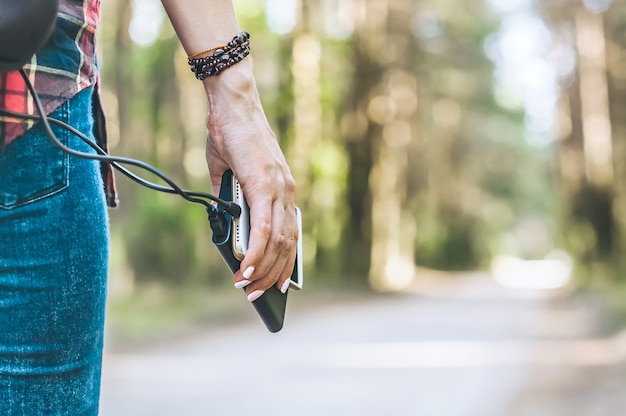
left=243, top=266, right=255, bottom=279
left=280, top=279, right=290, bottom=294
left=247, top=290, right=264, bottom=302
left=235, top=280, right=252, bottom=289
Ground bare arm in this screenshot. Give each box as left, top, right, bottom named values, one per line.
left=161, top=0, right=240, bottom=54
left=161, top=0, right=298, bottom=300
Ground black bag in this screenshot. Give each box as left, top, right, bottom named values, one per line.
left=0, top=0, right=60, bottom=73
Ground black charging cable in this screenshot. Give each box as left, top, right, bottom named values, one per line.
left=0, top=69, right=241, bottom=218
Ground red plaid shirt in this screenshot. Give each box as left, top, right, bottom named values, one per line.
left=0, top=0, right=118, bottom=207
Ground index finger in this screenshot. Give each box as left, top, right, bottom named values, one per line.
left=238, top=189, right=273, bottom=279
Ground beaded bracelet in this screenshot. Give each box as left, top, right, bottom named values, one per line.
left=187, top=31, right=251, bottom=80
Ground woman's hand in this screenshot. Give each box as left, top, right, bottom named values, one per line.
left=158, top=1, right=297, bottom=300
left=203, top=61, right=298, bottom=301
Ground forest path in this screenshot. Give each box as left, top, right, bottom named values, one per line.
left=100, top=273, right=626, bottom=415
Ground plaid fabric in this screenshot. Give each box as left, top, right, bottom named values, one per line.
left=0, top=0, right=118, bottom=208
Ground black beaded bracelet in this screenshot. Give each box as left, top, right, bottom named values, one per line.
left=188, top=31, right=251, bottom=80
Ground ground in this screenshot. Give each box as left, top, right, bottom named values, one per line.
left=100, top=273, right=626, bottom=415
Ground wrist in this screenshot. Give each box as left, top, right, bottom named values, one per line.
left=202, top=61, right=260, bottom=115
left=202, top=59, right=254, bottom=91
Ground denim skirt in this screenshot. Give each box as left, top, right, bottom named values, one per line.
left=0, top=86, right=109, bottom=415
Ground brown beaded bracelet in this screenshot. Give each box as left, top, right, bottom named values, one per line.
left=187, top=31, right=251, bottom=80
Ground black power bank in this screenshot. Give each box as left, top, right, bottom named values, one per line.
left=210, top=170, right=288, bottom=333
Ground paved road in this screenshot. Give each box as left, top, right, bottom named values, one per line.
left=99, top=274, right=626, bottom=415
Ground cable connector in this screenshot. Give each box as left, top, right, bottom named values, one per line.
left=207, top=206, right=229, bottom=238
left=224, top=201, right=241, bottom=218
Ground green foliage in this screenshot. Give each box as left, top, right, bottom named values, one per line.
left=122, top=193, right=197, bottom=283
left=100, top=0, right=624, bottom=294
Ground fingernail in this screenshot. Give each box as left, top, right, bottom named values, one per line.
left=243, top=266, right=255, bottom=279
left=235, top=280, right=252, bottom=289
left=247, top=290, right=265, bottom=302
left=280, top=279, right=291, bottom=294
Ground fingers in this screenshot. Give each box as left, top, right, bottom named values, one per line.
left=233, top=196, right=298, bottom=299
left=206, top=127, right=298, bottom=299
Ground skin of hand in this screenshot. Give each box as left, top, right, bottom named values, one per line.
left=160, top=0, right=297, bottom=300
left=203, top=61, right=298, bottom=300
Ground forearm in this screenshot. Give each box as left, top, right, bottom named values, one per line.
left=160, top=0, right=240, bottom=55
left=161, top=0, right=256, bottom=106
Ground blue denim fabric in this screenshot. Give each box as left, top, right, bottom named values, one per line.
left=0, top=86, right=109, bottom=415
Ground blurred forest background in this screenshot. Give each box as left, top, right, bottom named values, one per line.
left=98, top=0, right=626, bottom=333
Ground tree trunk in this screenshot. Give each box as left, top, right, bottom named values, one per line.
left=341, top=0, right=418, bottom=290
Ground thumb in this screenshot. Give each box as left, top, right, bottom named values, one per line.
left=205, top=135, right=229, bottom=201
left=209, top=170, right=223, bottom=200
